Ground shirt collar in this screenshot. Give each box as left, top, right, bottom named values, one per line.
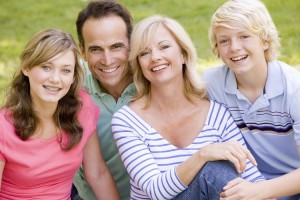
left=224, top=61, right=284, bottom=99
left=264, top=61, right=284, bottom=99
left=87, top=74, right=135, bottom=98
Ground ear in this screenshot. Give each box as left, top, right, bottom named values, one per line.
left=181, top=53, right=185, bottom=64
left=22, top=69, right=29, bottom=76
left=79, top=43, right=87, bottom=61
left=262, top=40, right=270, bottom=51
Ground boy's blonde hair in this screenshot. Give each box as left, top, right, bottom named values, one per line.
left=209, top=0, right=280, bottom=61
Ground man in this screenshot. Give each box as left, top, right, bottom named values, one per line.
left=73, top=1, right=134, bottom=199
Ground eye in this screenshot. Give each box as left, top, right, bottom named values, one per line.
left=219, top=39, right=228, bottom=44
left=41, top=65, right=51, bottom=71
left=139, top=50, right=150, bottom=57
left=112, top=43, right=124, bottom=49
left=161, top=44, right=170, bottom=50
left=89, top=47, right=101, bottom=53
left=62, top=69, right=72, bottom=74
left=241, top=35, right=250, bottom=39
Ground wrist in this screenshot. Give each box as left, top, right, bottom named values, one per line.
left=198, top=147, right=209, bottom=163
left=256, top=181, right=273, bottom=199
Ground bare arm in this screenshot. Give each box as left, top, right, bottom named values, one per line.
left=82, top=133, right=120, bottom=200
left=221, top=146, right=300, bottom=200
left=0, top=161, right=4, bottom=190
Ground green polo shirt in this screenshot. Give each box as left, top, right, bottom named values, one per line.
left=74, top=67, right=135, bottom=200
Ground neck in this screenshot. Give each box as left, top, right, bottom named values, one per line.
left=100, top=74, right=132, bottom=101
left=236, top=65, right=268, bottom=103
left=149, top=79, right=189, bottom=113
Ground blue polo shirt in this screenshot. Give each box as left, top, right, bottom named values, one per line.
left=74, top=66, right=135, bottom=200
left=203, top=60, right=300, bottom=181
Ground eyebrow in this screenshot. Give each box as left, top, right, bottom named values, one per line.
left=158, top=40, right=171, bottom=45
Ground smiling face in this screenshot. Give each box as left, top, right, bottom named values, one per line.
left=214, top=26, right=269, bottom=76
left=80, top=15, right=130, bottom=91
left=137, top=25, right=184, bottom=86
left=22, top=50, right=75, bottom=107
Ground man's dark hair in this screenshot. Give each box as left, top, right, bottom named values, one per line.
left=76, top=0, right=133, bottom=48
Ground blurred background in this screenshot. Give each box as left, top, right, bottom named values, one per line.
left=0, top=0, right=299, bottom=102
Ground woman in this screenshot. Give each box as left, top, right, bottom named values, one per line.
left=111, top=15, right=265, bottom=200
left=0, top=29, right=119, bottom=199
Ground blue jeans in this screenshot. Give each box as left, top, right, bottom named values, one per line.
left=175, top=160, right=240, bottom=200
left=278, top=195, right=300, bottom=200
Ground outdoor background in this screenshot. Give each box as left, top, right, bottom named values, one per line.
left=0, top=0, right=299, bottom=103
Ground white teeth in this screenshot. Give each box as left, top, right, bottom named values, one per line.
left=152, top=65, right=167, bottom=72
left=101, top=67, right=118, bottom=73
left=231, top=55, right=247, bottom=61
left=44, top=86, right=60, bottom=92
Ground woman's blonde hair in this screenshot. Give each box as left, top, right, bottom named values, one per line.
left=209, top=0, right=280, bottom=61
left=129, top=15, right=206, bottom=106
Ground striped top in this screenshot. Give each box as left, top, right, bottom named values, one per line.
left=203, top=60, right=300, bottom=180
left=112, top=100, right=265, bottom=200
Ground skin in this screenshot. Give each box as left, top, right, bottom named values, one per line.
left=80, top=15, right=132, bottom=100
left=131, top=25, right=256, bottom=187
left=215, top=26, right=300, bottom=200
left=83, top=133, right=120, bottom=200
left=23, top=51, right=75, bottom=109
left=215, top=26, right=269, bottom=103
left=0, top=50, right=120, bottom=199
left=22, top=50, right=76, bottom=140
left=0, top=162, right=3, bottom=190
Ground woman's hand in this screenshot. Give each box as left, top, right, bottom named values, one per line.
left=199, top=141, right=256, bottom=173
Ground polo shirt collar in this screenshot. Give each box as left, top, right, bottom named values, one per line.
left=88, top=75, right=135, bottom=98
left=224, top=68, right=238, bottom=95
left=224, top=61, right=284, bottom=99
left=264, top=61, right=284, bottom=99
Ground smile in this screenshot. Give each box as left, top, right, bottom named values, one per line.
left=231, top=55, right=248, bottom=61
left=151, top=65, right=168, bottom=72
left=43, top=85, right=61, bottom=92
left=101, top=67, right=118, bottom=73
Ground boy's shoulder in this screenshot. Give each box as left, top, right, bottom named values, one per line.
left=202, top=64, right=229, bottom=84
left=203, top=64, right=228, bottom=77
left=271, top=60, right=300, bottom=84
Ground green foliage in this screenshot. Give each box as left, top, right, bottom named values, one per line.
left=0, top=0, right=299, bottom=102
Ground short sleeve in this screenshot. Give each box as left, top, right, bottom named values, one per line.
left=79, top=89, right=100, bottom=136
left=0, top=110, right=7, bottom=161
left=291, top=87, right=300, bottom=145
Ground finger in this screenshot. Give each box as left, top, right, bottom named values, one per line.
left=225, top=153, right=242, bottom=173
left=230, top=146, right=248, bottom=172
left=242, top=147, right=257, bottom=166
left=220, top=190, right=240, bottom=200
left=230, top=141, right=257, bottom=168
left=223, top=177, right=243, bottom=190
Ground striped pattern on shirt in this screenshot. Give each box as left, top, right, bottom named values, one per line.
left=112, top=100, right=265, bottom=200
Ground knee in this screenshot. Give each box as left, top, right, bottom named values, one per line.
left=199, top=160, right=240, bottom=182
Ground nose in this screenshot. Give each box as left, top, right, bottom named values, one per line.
left=230, top=39, right=241, bottom=52
left=49, top=70, right=60, bottom=83
left=151, top=49, right=162, bottom=62
left=101, top=50, right=113, bottom=66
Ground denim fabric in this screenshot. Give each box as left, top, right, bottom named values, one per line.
left=71, top=184, right=84, bottom=200
left=174, top=161, right=240, bottom=200
left=278, top=194, right=300, bottom=200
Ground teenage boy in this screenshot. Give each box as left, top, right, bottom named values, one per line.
left=203, top=0, right=300, bottom=199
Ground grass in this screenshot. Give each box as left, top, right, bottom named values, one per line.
left=1, top=0, right=300, bottom=102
